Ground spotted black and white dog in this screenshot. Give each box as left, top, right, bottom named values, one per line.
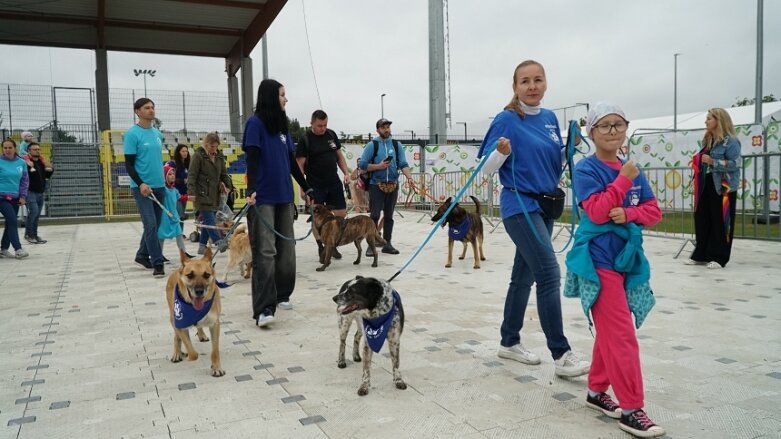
left=332, top=275, right=406, bottom=396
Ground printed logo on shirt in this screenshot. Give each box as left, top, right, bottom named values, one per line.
left=545, top=125, right=560, bottom=143
left=630, top=186, right=641, bottom=206
left=328, top=140, right=337, bottom=150
left=279, top=133, right=287, bottom=144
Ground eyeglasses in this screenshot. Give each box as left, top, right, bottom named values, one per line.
left=594, top=122, right=628, bottom=135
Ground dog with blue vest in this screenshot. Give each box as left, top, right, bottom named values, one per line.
left=333, top=275, right=406, bottom=396
left=431, top=195, right=486, bottom=269
left=166, top=248, right=225, bottom=377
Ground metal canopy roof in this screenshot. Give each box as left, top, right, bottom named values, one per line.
left=0, top=0, right=287, bottom=75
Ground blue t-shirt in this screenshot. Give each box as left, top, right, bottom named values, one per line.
left=158, top=186, right=182, bottom=239
left=478, top=109, right=564, bottom=219
left=123, top=124, right=165, bottom=188
left=573, top=155, right=655, bottom=270
left=242, top=115, right=295, bottom=204
left=0, top=156, right=27, bottom=196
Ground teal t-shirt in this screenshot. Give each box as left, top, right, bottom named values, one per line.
left=123, top=124, right=165, bottom=188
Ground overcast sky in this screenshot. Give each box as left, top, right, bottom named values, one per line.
left=1, top=0, right=778, bottom=137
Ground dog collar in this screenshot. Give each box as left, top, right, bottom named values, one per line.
left=173, top=284, right=214, bottom=329
left=362, top=290, right=401, bottom=353
left=448, top=216, right=472, bottom=241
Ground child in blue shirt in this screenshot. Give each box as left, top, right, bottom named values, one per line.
left=158, top=163, right=192, bottom=260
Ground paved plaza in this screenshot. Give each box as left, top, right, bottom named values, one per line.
left=1, top=214, right=780, bottom=439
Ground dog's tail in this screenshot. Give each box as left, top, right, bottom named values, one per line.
left=469, top=195, right=481, bottom=215
left=234, top=223, right=247, bottom=235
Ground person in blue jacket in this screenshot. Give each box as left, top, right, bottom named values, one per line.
left=478, top=59, right=589, bottom=378
left=687, top=108, right=741, bottom=269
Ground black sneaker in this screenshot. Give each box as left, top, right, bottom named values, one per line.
left=619, top=409, right=665, bottom=438
left=34, top=236, right=47, bottom=244
left=152, top=265, right=165, bottom=278
left=135, top=257, right=153, bottom=269
left=381, top=244, right=399, bottom=254
left=365, top=247, right=375, bottom=257
left=332, top=247, right=342, bottom=260
left=162, top=256, right=170, bottom=264
left=25, top=235, right=36, bottom=244
left=586, top=393, right=621, bottom=419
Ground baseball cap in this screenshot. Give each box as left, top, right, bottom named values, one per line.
left=585, top=102, right=629, bottom=133
left=376, top=118, right=392, bottom=129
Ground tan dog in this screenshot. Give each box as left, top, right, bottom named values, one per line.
left=311, top=204, right=386, bottom=272
left=223, top=223, right=252, bottom=281
left=430, top=195, right=486, bottom=269
left=166, top=249, right=225, bottom=377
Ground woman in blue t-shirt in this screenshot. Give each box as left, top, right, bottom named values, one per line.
left=0, top=138, right=29, bottom=259
left=478, top=60, right=589, bottom=378
left=242, top=79, right=312, bottom=327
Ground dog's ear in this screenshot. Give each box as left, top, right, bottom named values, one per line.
left=364, top=278, right=385, bottom=309
left=203, top=246, right=213, bottom=262
left=355, top=275, right=364, bottom=280
left=179, top=249, right=191, bottom=265
left=444, top=197, right=452, bottom=206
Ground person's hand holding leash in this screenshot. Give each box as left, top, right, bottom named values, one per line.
left=497, top=137, right=511, bottom=155
left=139, top=183, right=152, bottom=197
left=246, top=192, right=256, bottom=206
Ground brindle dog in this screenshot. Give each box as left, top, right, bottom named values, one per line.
left=431, top=195, right=486, bottom=269
left=311, top=204, right=386, bottom=272
left=333, top=275, right=406, bottom=396
left=165, top=249, right=225, bottom=377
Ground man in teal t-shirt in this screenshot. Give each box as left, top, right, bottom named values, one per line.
left=123, top=98, right=166, bottom=278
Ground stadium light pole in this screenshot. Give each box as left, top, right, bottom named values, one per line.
left=380, top=93, right=386, bottom=118
left=134, top=69, right=156, bottom=97
left=456, top=121, right=467, bottom=141
left=673, top=53, right=681, bottom=131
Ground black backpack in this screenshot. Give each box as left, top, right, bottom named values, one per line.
left=361, top=139, right=402, bottom=186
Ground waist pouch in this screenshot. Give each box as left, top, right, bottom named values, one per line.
left=377, top=181, right=398, bottom=193
left=523, top=188, right=565, bottom=219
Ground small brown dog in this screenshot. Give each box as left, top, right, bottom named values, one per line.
left=223, top=223, right=252, bottom=281
left=311, top=204, right=386, bottom=272
left=431, top=195, right=486, bottom=269
left=166, top=249, right=225, bottom=377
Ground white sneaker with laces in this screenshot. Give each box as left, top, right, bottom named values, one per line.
left=497, top=343, right=541, bottom=365
left=684, top=258, right=705, bottom=265
left=15, top=249, right=29, bottom=259
left=257, top=314, right=275, bottom=327
left=277, top=301, right=293, bottom=310
left=706, top=261, right=722, bottom=269
left=0, top=249, right=12, bottom=258
left=554, top=350, right=590, bottom=377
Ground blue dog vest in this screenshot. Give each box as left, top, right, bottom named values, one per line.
left=173, top=284, right=213, bottom=329
left=362, top=290, right=401, bottom=353
left=448, top=216, right=472, bottom=241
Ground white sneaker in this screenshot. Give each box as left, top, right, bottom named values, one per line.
left=0, top=249, right=12, bottom=258
left=256, top=314, right=275, bottom=327
left=277, top=301, right=293, bottom=310
left=15, top=249, right=29, bottom=259
left=497, top=343, right=541, bottom=365
left=554, top=350, right=590, bottom=377
left=706, top=261, right=722, bottom=269
left=684, top=258, right=705, bottom=265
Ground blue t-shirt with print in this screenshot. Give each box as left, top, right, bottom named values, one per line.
left=242, top=115, right=295, bottom=204
left=0, top=157, right=27, bottom=196
left=123, top=124, right=165, bottom=188
left=478, top=109, right=564, bottom=219
left=573, top=154, right=655, bottom=270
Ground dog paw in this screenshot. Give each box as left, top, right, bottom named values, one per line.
left=473, top=265, right=480, bottom=269
left=371, top=262, right=378, bottom=268
left=458, top=256, right=465, bottom=260
left=395, top=380, right=407, bottom=390
left=187, top=352, right=199, bottom=361
left=353, top=260, right=360, bottom=265
left=481, top=257, right=486, bottom=261
left=445, top=264, right=451, bottom=268
left=316, top=266, right=326, bottom=272
left=198, top=335, right=210, bottom=342
left=352, top=354, right=362, bottom=363
left=211, top=367, right=225, bottom=377
left=357, top=385, right=369, bottom=396
left=171, top=354, right=184, bottom=363
left=337, top=360, right=347, bottom=369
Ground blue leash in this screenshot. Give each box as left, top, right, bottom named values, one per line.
left=387, top=142, right=497, bottom=283
left=509, top=120, right=590, bottom=254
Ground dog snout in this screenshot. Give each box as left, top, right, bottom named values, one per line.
left=332, top=294, right=340, bottom=304
left=194, top=285, right=206, bottom=296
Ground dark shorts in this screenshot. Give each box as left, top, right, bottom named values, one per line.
left=311, top=183, right=347, bottom=210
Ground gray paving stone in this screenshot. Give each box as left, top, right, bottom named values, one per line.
left=715, top=357, right=737, bottom=364
left=242, top=351, right=262, bottom=356
left=116, top=392, right=135, bottom=400
left=26, top=364, right=49, bottom=370
left=21, top=379, right=45, bottom=386
left=299, top=415, right=326, bottom=425
left=288, top=366, right=305, bottom=373
left=15, top=396, right=41, bottom=404
left=266, top=378, right=288, bottom=385
left=234, top=374, right=253, bottom=382
left=766, top=372, right=781, bottom=379
left=253, top=363, right=274, bottom=370
left=425, top=346, right=441, bottom=352
left=672, top=345, right=692, bottom=351
left=50, top=401, right=71, bottom=410
left=552, top=392, right=576, bottom=401
left=7, top=416, right=36, bottom=426
left=30, top=352, right=52, bottom=357
left=514, top=375, right=537, bottom=383
left=456, top=348, right=474, bottom=354
left=282, top=394, right=306, bottom=403
left=178, top=383, right=196, bottom=390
